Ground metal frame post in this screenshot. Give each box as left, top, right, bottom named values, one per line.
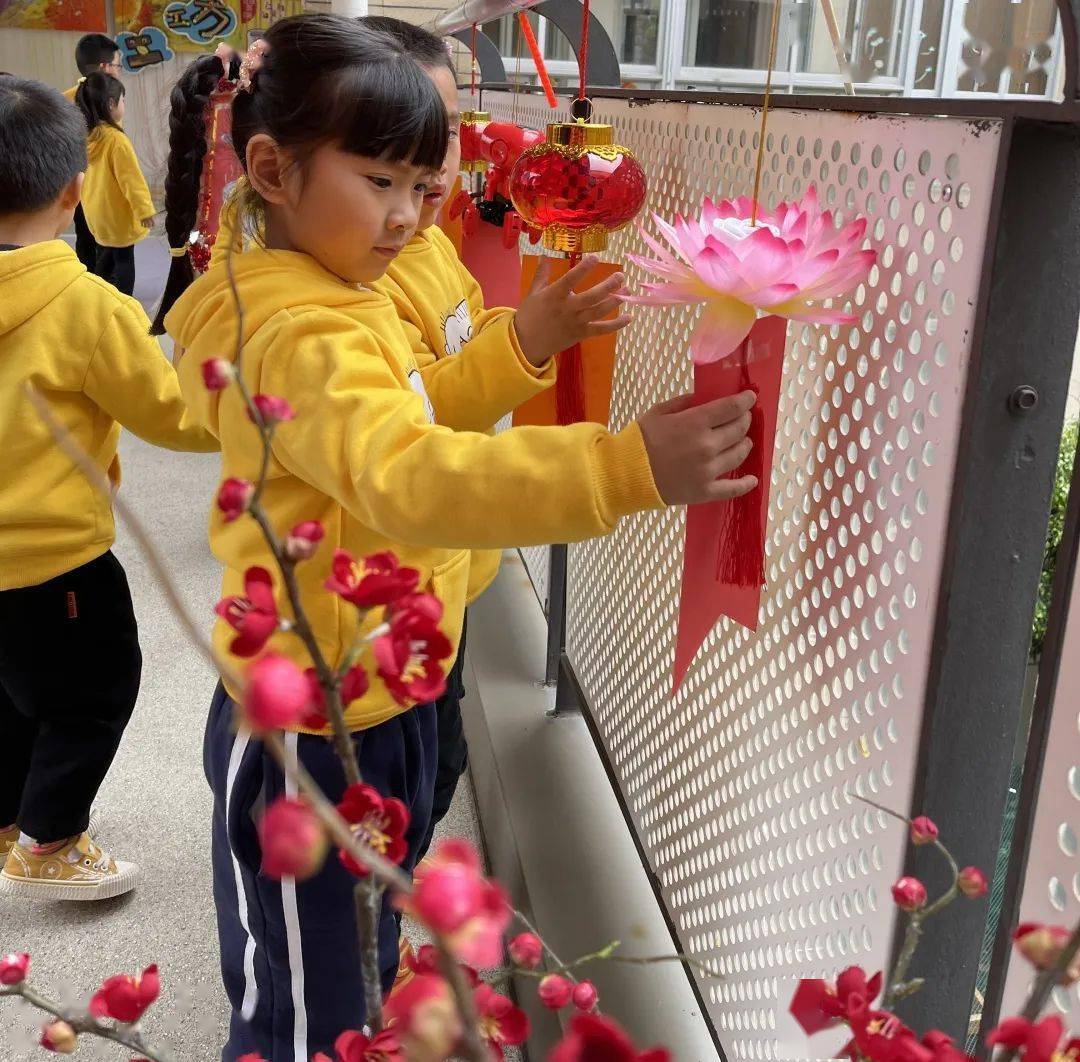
left=894, top=116, right=1080, bottom=1040
left=978, top=399, right=1080, bottom=1044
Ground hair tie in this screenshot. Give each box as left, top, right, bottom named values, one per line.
left=238, top=38, right=269, bottom=93
left=77, top=76, right=86, bottom=84
left=169, top=246, right=189, bottom=258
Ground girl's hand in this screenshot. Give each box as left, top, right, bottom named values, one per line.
left=638, top=390, right=758, bottom=506
left=141, top=217, right=154, bottom=229
left=514, top=254, right=631, bottom=368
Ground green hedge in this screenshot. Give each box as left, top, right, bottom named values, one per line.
left=1031, top=418, right=1079, bottom=660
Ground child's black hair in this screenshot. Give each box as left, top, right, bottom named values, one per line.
left=75, top=33, right=119, bottom=76
left=151, top=50, right=241, bottom=334
left=0, top=77, right=87, bottom=215
left=232, top=14, right=448, bottom=179
left=361, top=16, right=456, bottom=77
left=75, top=72, right=124, bottom=134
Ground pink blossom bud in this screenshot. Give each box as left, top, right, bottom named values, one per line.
left=1017, top=923, right=1070, bottom=967
left=958, top=866, right=988, bottom=899
left=508, top=932, right=543, bottom=969
left=40, top=1021, right=77, bottom=1054
left=201, top=358, right=234, bottom=391
left=571, top=980, right=599, bottom=1012
left=0, top=952, right=29, bottom=985
left=909, top=816, right=939, bottom=846
left=216, top=477, right=254, bottom=523
left=249, top=393, right=295, bottom=426
left=259, top=797, right=328, bottom=880
left=285, top=520, right=325, bottom=561
left=538, top=974, right=573, bottom=1010
left=244, top=653, right=312, bottom=730
left=891, top=876, right=928, bottom=912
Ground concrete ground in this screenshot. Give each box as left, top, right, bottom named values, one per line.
left=1, top=237, right=494, bottom=1060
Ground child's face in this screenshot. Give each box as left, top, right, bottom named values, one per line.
left=103, top=51, right=122, bottom=76
left=417, top=65, right=461, bottom=232
left=268, top=141, right=435, bottom=284
left=110, top=94, right=125, bottom=123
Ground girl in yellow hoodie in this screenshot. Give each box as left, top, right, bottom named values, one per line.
left=75, top=72, right=154, bottom=296
left=166, top=15, right=756, bottom=1058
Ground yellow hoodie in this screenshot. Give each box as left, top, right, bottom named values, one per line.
left=374, top=224, right=554, bottom=603
left=82, top=124, right=155, bottom=248
left=167, top=248, right=663, bottom=733
left=0, top=241, right=218, bottom=590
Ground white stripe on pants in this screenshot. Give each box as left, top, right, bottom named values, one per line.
left=225, top=726, right=258, bottom=1022
left=282, top=732, right=309, bottom=1061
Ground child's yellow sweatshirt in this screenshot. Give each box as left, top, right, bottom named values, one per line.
left=82, top=124, right=155, bottom=248
left=167, top=248, right=663, bottom=733
left=374, top=224, right=554, bottom=602
left=0, top=241, right=218, bottom=590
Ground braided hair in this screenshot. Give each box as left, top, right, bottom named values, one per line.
left=151, top=51, right=239, bottom=335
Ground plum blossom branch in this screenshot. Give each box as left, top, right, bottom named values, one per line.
left=1, top=977, right=171, bottom=1061
left=855, top=795, right=962, bottom=1006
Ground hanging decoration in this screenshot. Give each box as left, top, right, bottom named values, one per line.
left=187, top=73, right=244, bottom=272
left=0, top=0, right=107, bottom=30
left=451, top=119, right=546, bottom=245
left=500, top=0, right=648, bottom=428
left=112, top=0, right=303, bottom=53
left=508, top=120, right=646, bottom=256
left=117, top=25, right=175, bottom=71
left=630, top=189, right=874, bottom=679
left=459, top=110, right=491, bottom=175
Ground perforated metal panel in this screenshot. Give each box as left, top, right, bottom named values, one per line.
left=482, top=90, right=1003, bottom=1058
left=1000, top=558, right=1080, bottom=1021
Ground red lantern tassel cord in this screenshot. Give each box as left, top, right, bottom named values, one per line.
left=555, top=343, right=587, bottom=425
left=555, top=253, right=588, bottom=425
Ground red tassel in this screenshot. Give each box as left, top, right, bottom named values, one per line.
left=556, top=343, right=587, bottom=424
left=715, top=362, right=765, bottom=587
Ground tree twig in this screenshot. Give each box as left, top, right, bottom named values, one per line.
left=855, top=796, right=960, bottom=1006
left=0, top=983, right=174, bottom=1062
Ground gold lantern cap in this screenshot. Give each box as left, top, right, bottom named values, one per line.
left=545, top=119, right=613, bottom=149
left=461, top=109, right=490, bottom=123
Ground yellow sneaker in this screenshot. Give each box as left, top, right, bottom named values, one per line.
left=0, top=831, right=138, bottom=901
left=0, top=809, right=103, bottom=860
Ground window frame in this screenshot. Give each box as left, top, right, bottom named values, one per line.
left=480, top=0, right=1065, bottom=100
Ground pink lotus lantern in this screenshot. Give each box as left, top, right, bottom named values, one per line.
left=627, top=187, right=875, bottom=685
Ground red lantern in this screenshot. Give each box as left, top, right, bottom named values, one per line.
left=478, top=121, right=545, bottom=202
left=508, top=120, right=647, bottom=255
left=459, top=109, right=490, bottom=175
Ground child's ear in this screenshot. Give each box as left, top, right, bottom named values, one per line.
left=59, top=172, right=84, bottom=213
left=246, top=134, right=290, bottom=207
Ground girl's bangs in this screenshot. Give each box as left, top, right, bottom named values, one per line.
left=334, top=64, right=448, bottom=171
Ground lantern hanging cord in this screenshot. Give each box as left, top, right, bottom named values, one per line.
left=512, top=15, right=524, bottom=121
left=750, top=0, right=783, bottom=226
left=470, top=21, right=478, bottom=97
left=578, top=0, right=591, bottom=103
